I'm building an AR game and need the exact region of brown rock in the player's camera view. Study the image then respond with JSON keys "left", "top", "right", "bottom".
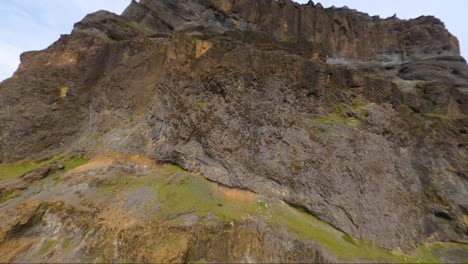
{"left": 0, "top": 0, "right": 467, "bottom": 251}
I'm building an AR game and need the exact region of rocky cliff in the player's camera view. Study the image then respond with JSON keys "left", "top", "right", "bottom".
{"left": 1, "top": 0, "right": 468, "bottom": 262}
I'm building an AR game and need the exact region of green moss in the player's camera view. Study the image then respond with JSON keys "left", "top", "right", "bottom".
{"left": 0, "top": 163, "right": 38, "bottom": 180}
{"left": 62, "top": 238, "right": 74, "bottom": 250}
{"left": 163, "top": 165, "right": 188, "bottom": 174}
{"left": 63, "top": 155, "right": 87, "bottom": 170}
{"left": 150, "top": 168, "right": 462, "bottom": 262}
{"left": 53, "top": 174, "right": 62, "bottom": 184}
{"left": 40, "top": 239, "right": 57, "bottom": 255}
{"left": 417, "top": 243, "right": 468, "bottom": 262}
{"left": 424, "top": 113, "right": 450, "bottom": 121}
{"left": 50, "top": 155, "right": 88, "bottom": 185}
{"left": 351, "top": 99, "right": 373, "bottom": 121}
{"left": 342, "top": 233, "right": 358, "bottom": 246}
{"left": 145, "top": 166, "right": 451, "bottom": 262}
{"left": 256, "top": 200, "right": 268, "bottom": 209}
{"left": 0, "top": 191, "right": 19, "bottom": 204}
{"left": 196, "top": 101, "right": 207, "bottom": 109}
{"left": 311, "top": 100, "right": 374, "bottom": 127}
{"left": 265, "top": 203, "right": 449, "bottom": 263}
{"left": 0, "top": 154, "right": 85, "bottom": 181}
{"left": 154, "top": 174, "right": 257, "bottom": 222}
{"left": 0, "top": 154, "right": 87, "bottom": 187}
{"left": 95, "top": 163, "right": 256, "bottom": 222}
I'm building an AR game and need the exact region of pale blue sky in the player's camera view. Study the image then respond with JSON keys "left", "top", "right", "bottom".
{"left": 0, "top": 0, "right": 466, "bottom": 81}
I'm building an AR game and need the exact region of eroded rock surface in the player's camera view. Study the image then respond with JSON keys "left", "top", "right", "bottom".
{"left": 0, "top": 0, "right": 467, "bottom": 257}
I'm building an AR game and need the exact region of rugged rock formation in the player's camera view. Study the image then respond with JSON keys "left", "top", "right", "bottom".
{"left": 0, "top": 154, "right": 466, "bottom": 263}
{"left": 1, "top": 0, "right": 468, "bottom": 262}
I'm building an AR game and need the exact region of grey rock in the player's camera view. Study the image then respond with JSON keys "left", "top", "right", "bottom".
{"left": 0, "top": 0, "right": 467, "bottom": 251}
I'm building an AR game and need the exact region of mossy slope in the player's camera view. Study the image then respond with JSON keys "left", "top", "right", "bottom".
{"left": 2, "top": 158, "right": 467, "bottom": 263}
{"left": 95, "top": 164, "right": 467, "bottom": 263}
{"left": 0, "top": 154, "right": 86, "bottom": 180}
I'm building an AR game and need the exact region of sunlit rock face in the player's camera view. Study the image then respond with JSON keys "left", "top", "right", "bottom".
{"left": 0, "top": 0, "right": 467, "bottom": 261}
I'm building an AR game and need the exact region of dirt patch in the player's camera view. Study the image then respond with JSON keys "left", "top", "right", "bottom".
{"left": 97, "top": 207, "right": 139, "bottom": 229}
{"left": 0, "top": 238, "right": 36, "bottom": 262}
{"left": 214, "top": 184, "right": 257, "bottom": 203}
{"left": 68, "top": 153, "right": 156, "bottom": 174}
{"left": 212, "top": 0, "right": 232, "bottom": 12}
{"left": 195, "top": 40, "right": 212, "bottom": 58}
{"left": 59, "top": 86, "right": 68, "bottom": 98}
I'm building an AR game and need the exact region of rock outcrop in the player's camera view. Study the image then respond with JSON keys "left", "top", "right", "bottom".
{"left": 1, "top": 0, "right": 467, "bottom": 260}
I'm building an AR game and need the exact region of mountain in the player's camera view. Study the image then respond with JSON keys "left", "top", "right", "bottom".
{"left": 0, "top": 0, "right": 467, "bottom": 262}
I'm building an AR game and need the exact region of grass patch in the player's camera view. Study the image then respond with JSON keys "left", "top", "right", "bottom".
{"left": 163, "top": 165, "right": 188, "bottom": 174}
{"left": 351, "top": 98, "right": 373, "bottom": 120}
{"left": 53, "top": 174, "right": 62, "bottom": 184}
{"left": 50, "top": 155, "right": 88, "bottom": 185}
{"left": 63, "top": 155, "right": 88, "bottom": 171}
{"left": 0, "top": 154, "right": 87, "bottom": 185}
{"left": 0, "top": 191, "right": 19, "bottom": 204}
{"left": 154, "top": 173, "right": 258, "bottom": 222}
{"left": 0, "top": 163, "right": 41, "bottom": 180}
{"left": 342, "top": 233, "right": 358, "bottom": 246}
{"left": 62, "top": 238, "right": 74, "bottom": 251}
{"left": 39, "top": 239, "right": 57, "bottom": 255}
{"left": 424, "top": 113, "right": 450, "bottom": 121}
{"left": 96, "top": 164, "right": 258, "bottom": 222}
{"left": 264, "top": 202, "right": 465, "bottom": 263}
{"left": 0, "top": 154, "right": 68, "bottom": 181}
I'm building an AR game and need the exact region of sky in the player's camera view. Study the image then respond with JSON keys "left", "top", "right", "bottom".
{"left": 0, "top": 0, "right": 466, "bottom": 81}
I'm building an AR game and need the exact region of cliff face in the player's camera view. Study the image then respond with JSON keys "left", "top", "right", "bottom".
{"left": 1, "top": 0, "right": 468, "bottom": 261}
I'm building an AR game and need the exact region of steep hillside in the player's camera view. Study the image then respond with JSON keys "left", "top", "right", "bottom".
{"left": 0, "top": 0, "right": 467, "bottom": 262}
